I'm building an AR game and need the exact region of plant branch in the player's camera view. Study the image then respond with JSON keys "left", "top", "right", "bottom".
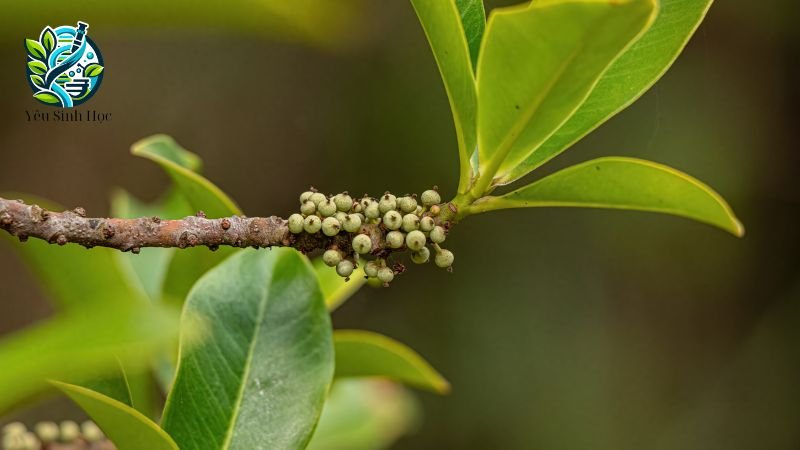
{"left": 0, "top": 196, "right": 388, "bottom": 255}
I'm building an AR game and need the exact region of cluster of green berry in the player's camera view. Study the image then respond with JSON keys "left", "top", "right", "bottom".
{"left": 287, "top": 188, "right": 455, "bottom": 286}
{"left": 2, "top": 420, "right": 105, "bottom": 449}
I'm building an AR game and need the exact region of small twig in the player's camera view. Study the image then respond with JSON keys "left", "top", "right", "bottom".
{"left": 0, "top": 197, "right": 385, "bottom": 255}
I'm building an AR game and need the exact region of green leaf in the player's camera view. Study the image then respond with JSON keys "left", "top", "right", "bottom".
{"left": 52, "top": 382, "right": 178, "bottom": 450}
{"left": 131, "top": 134, "right": 239, "bottom": 218}
{"left": 85, "top": 63, "right": 104, "bottom": 77}
{"left": 312, "top": 257, "right": 365, "bottom": 311}
{"left": 25, "top": 38, "right": 46, "bottom": 60}
{"left": 471, "top": 157, "right": 743, "bottom": 236}
{"left": 80, "top": 358, "right": 134, "bottom": 407}
{"left": 29, "top": 74, "right": 44, "bottom": 87}
{"left": 27, "top": 59, "right": 47, "bottom": 75}
{"left": 455, "top": 0, "right": 486, "bottom": 72}
{"left": 474, "top": 0, "right": 657, "bottom": 193}
{"left": 503, "top": 0, "right": 715, "bottom": 183}
{"left": 0, "top": 303, "right": 185, "bottom": 413}
{"left": 41, "top": 27, "right": 56, "bottom": 52}
{"left": 334, "top": 330, "right": 450, "bottom": 394}
{"left": 307, "top": 380, "right": 420, "bottom": 450}
{"left": 131, "top": 135, "right": 239, "bottom": 306}
{"left": 162, "top": 249, "right": 334, "bottom": 450}
{"left": 32, "top": 91, "right": 59, "bottom": 104}
{"left": 1, "top": 194, "right": 147, "bottom": 311}
{"left": 410, "top": 0, "right": 478, "bottom": 194}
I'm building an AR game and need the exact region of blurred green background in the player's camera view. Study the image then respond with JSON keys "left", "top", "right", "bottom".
{"left": 1, "top": 1, "right": 799, "bottom": 449}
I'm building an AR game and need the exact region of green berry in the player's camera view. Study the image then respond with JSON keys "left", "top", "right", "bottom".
{"left": 34, "top": 422, "right": 58, "bottom": 443}
{"left": 81, "top": 422, "right": 104, "bottom": 443}
{"left": 377, "top": 267, "right": 394, "bottom": 283}
{"left": 421, "top": 189, "right": 441, "bottom": 206}
{"left": 405, "top": 230, "right": 426, "bottom": 251}
{"left": 378, "top": 193, "right": 397, "bottom": 213}
{"left": 419, "top": 216, "right": 435, "bottom": 232}
{"left": 434, "top": 249, "right": 454, "bottom": 268}
{"left": 411, "top": 247, "right": 430, "bottom": 264}
{"left": 322, "top": 217, "right": 341, "bottom": 236}
{"left": 300, "top": 200, "right": 316, "bottom": 216}
{"left": 415, "top": 205, "right": 424, "bottom": 216}
{"left": 336, "top": 260, "right": 355, "bottom": 278}
{"left": 364, "top": 260, "right": 380, "bottom": 277}
{"left": 352, "top": 234, "right": 372, "bottom": 254}
{"left": 310, "top": 192, "right": 327, "bottom": 206}
{"left": 318, "top": 198, "right": 337, "bottom": 216}
{"left": 383, "top": 210, "right": 402, "bottom": 230}
{"left": 398, "top": 196, "right": 418, "bottom": 213}
{"left": 288, "top": 214, "right": 304, "bottom": 234}
{"left": 360, "top": 197, "right": 375, "bottom": 209}
{"left": 401, "top": 214, "right": 419, "bottom": 232}
{"left": 342, "top": 214, "right": 362, "bottom": 232}
{"left": 365, "top": 203, "right": 380, "bottom": 219}
{"left": 366, "top": 276, "right": 383, "bottom": 288}
{"left": 430, "top": 204, "right": 441, "bottom": 216}
{"left": 60, "top": 421, "right": 80, "bottom": 442}
{"left": 386, "top": 230, "right": 405, "bottom": 248}
{"left": 323, "top": 249, "right": 342, "bottom": 267}
{"left": 334, "top": 193, "right": 353, "bottom": 211}
{"left": 303, "top": 215, "right": 321, "bottom": 234}
{"left": 430, "top": 225, "right": 446, "bottom": 244}
{"left": 334, "top": 211, "right": 348, "bottom": 223}
{"left": 352, "top": 203, "right": 363, "bottom": 213}
{"left": 299, "top": 191, "right": 314, "bottom": 203}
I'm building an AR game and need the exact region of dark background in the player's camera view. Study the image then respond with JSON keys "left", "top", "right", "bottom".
{"left": 1, "top": 1, "right": 799, "bottom": 448}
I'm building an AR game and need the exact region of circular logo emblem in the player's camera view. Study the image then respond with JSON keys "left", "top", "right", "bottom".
{"left": 25, "top": 22, "right": 104, "bottom": 108}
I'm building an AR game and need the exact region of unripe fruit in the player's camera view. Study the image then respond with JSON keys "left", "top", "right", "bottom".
{"left": 299, "top": 191, "right": 314, "bottom": 203}
{"left": 398, "top": 196, "right": 418, "bottom": 213}
{"left": 334, "top": 211, "right": 348, "bottom": 223}
{"left": 411, "top": 246, "right": 430, "bottom": 264}
{"left": 352, "top": 203, "right": 363, "bottom": 213}
{"left": 300, "top": 201, "right": 316, "bottom": 216}
{"left": 360, "top": 197, "right": 375, "bottom": 209}
{"left": 322, "top": 217, "right": 341, "bottom": 236}
{"left": 81, "top": 422, "right": 104, "bottom": 442}
{"left": 342, "top": 214, "right": 362, "bottom": 232}
{"left": 435, "top": 249, "right": 454, "bottom": 268}
{"left": 34, "top": 422, "right": 58, "bottom": 443}
{"left": 303, "top": 215, "right": 321, "bottom": 234}
{"left": 405, "top": 230, "right": 426, "bottom": 251}
{"left": 415, "top": 205, "right": 424, "bottom": 216}
{"left": 386, "top": 230, "right": 405, "bottom": 249}
{"left": 365, "top": 203, "right": 380, "bottom": 219}
{"left": 3, "top": 422, "right": 26, "bottom": 436}
{"left": 19, "top": 432, "right": 38, "bottom": 450}
{"left": 401, "top": 214, "right": 420, "bottom": 232}
{"left": 429, "top": 204, "right": 441, "bottom": 216}
{"left": 419, "top": 216, "right": 435, "bottom": 232}
{"left": 288, "top": 214, "right": 305, "bottom": 234}
{"left": 333, "top": 193, "right": 353, "bottom": 212}
{"left": 429, "top": 225, "right": 446, "bottom": 244}
{"left": 364, "top": 260, "right": 380, "bottom": 277}
{"left": 323, "top": 249, "right": 342, "bottom": 267}
{"left": 336, "top": 260, "right": 354, "bottom": 278}
{"left": 377, "top": 266, "right": 394, "bottom": 283}
{"left": 318, "top": 199, "right": 337, "bottom": 217}
{"left": 309, "top": 192, "right": 327, "bottom": 206}
{"left": 378, "top": 194, "right": 397, "bottom": 214}
{"left": 352, "top": 234, "right": 372, "bottom": 254}
{"left": 421, "top": 189, "right": 441, "bottom": 206}
{"left": 383, "top": 211, "right": 402, "bottom": 230}
{"left": 366, "top": 276, "right": 383, "bottom": 288}
{"left": 60, "top": 421, "right": 80, "bottom": 442}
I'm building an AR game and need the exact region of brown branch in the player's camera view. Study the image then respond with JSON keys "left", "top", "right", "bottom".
{"left": 0, "top": 197, "right": 387, "bottom": 256}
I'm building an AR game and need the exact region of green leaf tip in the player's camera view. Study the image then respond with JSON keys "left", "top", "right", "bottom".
{"left": 472, "top": 157, "right": 744, "bottom": 237}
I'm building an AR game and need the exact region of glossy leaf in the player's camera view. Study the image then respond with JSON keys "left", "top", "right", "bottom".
{"left": 162, "top": 249, "right": 334, "bottom": 450}
{"left": 503, "top": 0, "right": 715, "bottom": 183}
{"left": 0, "top": 303, "right": 185, "bottom": 413}
{"left": 29, "top": 74, "right": 44, "bottom": 87}
{"left": 1, "top": 194, "right": 147, "bottom": 311}
{"left": 53, "top": 382, "right": 178, "bottom": 450}
{"left": 455, "top": 0, "right": 486, "bottom": 71}
{"left": 334, "top": 330, "right": 450, "bottom": 394}
{"left": 471, "top": 157, "right": 743, "bottom": 236}
{"left": 27, "top": 60, "right": 46, "bottom": 75}
{"left": 475, "top": 0, "right": 657, "bottom": 190}
{"left": 41, "top": 27, "right": 56, "bottom": 52}
{"left": 85, "top": 63, "right": 104, "bottom": 77}
{"left": 131, "top": 134, "right": 240, "bottom": 218}
{"left": 307, "top": 380, "right": 420, "bottom": 450}
{"left": 312, "top": 257, "right": 366, "bottom": 311}
{"left": 32, "top": 91, "right": 59, "bottom": 104}
{"left": 410, "top": 0, "right": 478, "bottom": 193}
